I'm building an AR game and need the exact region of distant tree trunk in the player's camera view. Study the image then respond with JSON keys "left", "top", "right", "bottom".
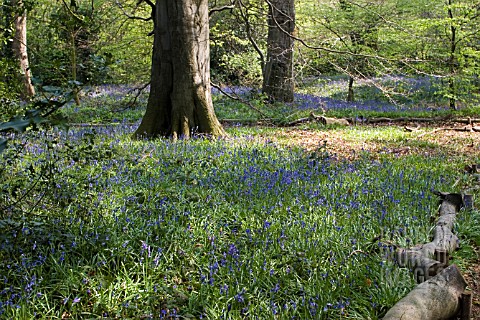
{"left": 447, "top": 0, "right": 457, "bottom": 110}
{"left": 347, "top": 76, "right": 354, "bottom": 102}
{"left": 134, "top": 0, "right": 225, "bottom": 140}
{"left": 262, "top": 0, "right": 295, "bottom": 103}
{"left": 71, "top": 32, "right": 80, "bottom": 105}
{"left": 12, "top": 0, "right": 35, "bottom": 99}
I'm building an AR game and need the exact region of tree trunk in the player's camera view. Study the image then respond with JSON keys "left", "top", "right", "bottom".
{"left": 12, "top": 0, "right": 35, "bottom": 100}
{"left": 262, "top": 0, "right": 295, "bottom": 103}
{"left": 347, "top": 76, "right": 354, "bottom": 102}
{"left": 71, "top": 32, "right": 80, "bottom": 105}
{"left": 134, "top": 0, "right": 225, "bottom": 140}
{"left": 447, "top": 0, "right": 457, "bottom": 110}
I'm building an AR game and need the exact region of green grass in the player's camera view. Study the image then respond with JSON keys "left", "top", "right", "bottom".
{"left": 0, "top": 125, "right": 464, "bottom": 319}
{"left": 1, "top": 78, "right": 479, "bottom": 319}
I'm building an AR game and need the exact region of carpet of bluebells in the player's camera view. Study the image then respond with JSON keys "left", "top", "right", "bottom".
{"left": 0, "top": 121, "right": 457, "bottom": 318}
{"left": 57, "top": 75, "right": 467, "bottom": 125}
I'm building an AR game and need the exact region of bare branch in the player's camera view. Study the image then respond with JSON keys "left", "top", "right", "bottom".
{"left": 115, "top": 0, "right": 152, "bottom": 22}
{"left": 237, "top": 0, "right": 265, "bottom": 69}
{"left": 60, "top": 0, "right": 84, "bottom": 22}
{"left": 211, "top": 82, "right": 269, "bottom": 119}
{"left": 209, "top": 1, "right": 235, "bottom": 17}
{"left": 264, "top": 0, "right": 387, "bottom": 60}
{"left": 115, "top": 82, "right": 151, "bottom": 111}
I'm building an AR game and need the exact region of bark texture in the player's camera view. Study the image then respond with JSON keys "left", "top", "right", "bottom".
{"left": 12, "top": 0, "right": 35, "bottom": 99}
{"left": 262, "top": 0, "right": 295, "bottom": 103}
{"left": 383, "top": 265, "right": 467, "bottom": 320}
{"left": 384, "top": 192, "right": 468, "bottom": 318}
{"left": 134, "top": 0, "right": 225, "bottom": 139}
{"left": 393, "top": 193, "right": 462, "bottom": 282}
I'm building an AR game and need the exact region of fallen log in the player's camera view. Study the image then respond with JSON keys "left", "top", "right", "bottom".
{"left": 382, "top": 264, "right": 467, "bottom": 320}
{"left": 286, "top": 114, "right": 480, "bottom": 127}
{"left": 286, "top": 113, "right": 350, "bottom": 126}
{"left": 411, "top": 126, "right": 478, "bottom": 139}
{"left": 367, "top": 116, "right": 480, "bottom": 124}
{"left": 319, "top": 115, "right": 350, "bottom": 126}
{"left": 455, "top": 118, "right": 480, "bottom": 124}
{"left": 366, "top": 116, "right": 451, "bottom": 124}
{"left": 391, "top": 193, "right": 462, "bottom": 281}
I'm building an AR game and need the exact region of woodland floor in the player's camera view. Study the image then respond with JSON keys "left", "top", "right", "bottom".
{"left": 259, "top": 123, "right": 480, "bottom": 319}
{"left": 271, "top": 124, "right": 480, "bottom": 159}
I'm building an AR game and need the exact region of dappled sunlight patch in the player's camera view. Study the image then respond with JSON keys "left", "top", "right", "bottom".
{"left": 0, "top": 125, "right": 461, "bottom": 318}
{"left": 264, "top": 126, "right": 480, "bottom": 162}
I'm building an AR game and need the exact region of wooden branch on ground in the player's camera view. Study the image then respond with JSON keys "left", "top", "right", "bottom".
{"left": 382, "top": 264, "right": 467, "bottom": 320}
{"left": 391, "top": 193, "right": 462, "bottom": 281}
{"left": 366, "top": 116, "right": 452, "bottom": 124}
{"left": 455, "top": 118, "right": 480, "bottom": 124}
{"left": 412, "top": 126, "right": 479, "bottom": 139}
{"left": 286, "top": 112, "right": 350, "bottom": 126}
{"left": 286, "top": 115, "right": 480, "bottom": 127}
{"left": 383, "top": 168, "right": 479, "bottom": 319}
{"left": 282, "top": 111, "right": 480, "bottom": 128}
{"left": 404, "top": 125, "right": 420, "bottom": 132}
{"left": 368, "top": 116, "right": 480, "bottom": 124}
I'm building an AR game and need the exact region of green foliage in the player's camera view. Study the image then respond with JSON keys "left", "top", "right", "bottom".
{"left": 209, "top": 0, "right": 267, "bottom": 86}
{"left": 0, "top": 87, "right": 71, "bottom": 153}
{"left": 0, "top": 124, "right": 459, "bottom": 318}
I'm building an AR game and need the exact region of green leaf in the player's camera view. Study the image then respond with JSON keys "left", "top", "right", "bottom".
{"left": 0, "top": 116, "right": 32, "bottom": 133}
{"left": 42, "top": 86, "right": 63, "bottom": 93}
{"left": 0, "top": 138, "right": 6, "bottom": 154}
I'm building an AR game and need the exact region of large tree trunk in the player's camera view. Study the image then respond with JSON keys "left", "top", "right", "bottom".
{"left": 262, "top": 0, "right": 295, "bottom": 103}
{"left": 12, "top": 0, "right": 35, "bottom": 100}
{"left": 134, "top": 0, "right": 225, "bottom": 140}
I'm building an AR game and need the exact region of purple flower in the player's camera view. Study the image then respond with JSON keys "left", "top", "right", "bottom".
{"left": 227, "top": 244, "right": 239, "bottom": 258}
{"left": 235, "top": 289, "right": 245, "bottom": 303}
{"left": 271, "top": 283, "right": 280, "bottom": 293}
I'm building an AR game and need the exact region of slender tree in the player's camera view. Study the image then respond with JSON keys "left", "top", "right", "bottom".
{"left": 12, "top": 0, "right": 35, "bottom": 99}
{"left": 134, "top": 0, "right": 225, "bottom": 140}
{"left": 262, "top": 0, "right": 295, "bottom": 103}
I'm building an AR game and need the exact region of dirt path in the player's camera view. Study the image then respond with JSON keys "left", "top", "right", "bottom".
{"left": 261, "top": 125, "right": 480, "bottom": 318}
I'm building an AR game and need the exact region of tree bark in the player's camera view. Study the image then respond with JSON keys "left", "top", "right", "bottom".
{"left": 447, "top": 0, "right": 457, "bottom": 110}
{"left": 134, "top": 0, "right": 225, "bottom": 140}
{"left": 12, "top": 0, "right": 35, "bottom": 100}
{"left": 262, "top": 0, "right": 295, "bottom": 103}
{"left": 347, "top": 76, "right": 354, "bottom": 102}
{"left": 383, "top": 264, "right": 467, "bottom": 320}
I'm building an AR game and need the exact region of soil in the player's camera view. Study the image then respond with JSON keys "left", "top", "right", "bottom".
{"left": 463, "top": 263, "right": 480, "bottom": 319}
{"left": 261, "top": 123, "right": 480, "bottom": 319}
{"left": 270, "top": 124, "right": 480, "bottom": 159}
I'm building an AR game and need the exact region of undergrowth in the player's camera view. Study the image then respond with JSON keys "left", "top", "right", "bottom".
{"left": 0, "top": 124, "right": 459, "bottom": 318}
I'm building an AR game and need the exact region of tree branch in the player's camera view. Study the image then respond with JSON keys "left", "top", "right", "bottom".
{"left": 237, "top": 0, "right": 265, "bottom": 69}
{"left": 264, "top": 0, "right": 388, "bottom": 59}
{"left": 209, "top": 2, "right": 235, "bottom": 17}
{"left": 211, "top": 82, "right": 269, "bottom": 119}
{"left": 115, "top": 0, "right": 153, "bottom": 22}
